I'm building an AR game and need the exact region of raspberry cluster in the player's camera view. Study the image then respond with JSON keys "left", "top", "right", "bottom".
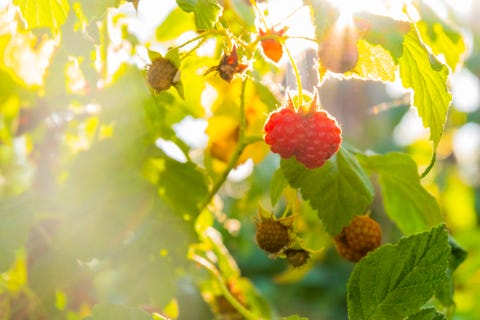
{"left": 264, "top": 94, "right": 342, "bottom": 169}
{"left": 334, "top": 215, "right": 382, "bottom": 262}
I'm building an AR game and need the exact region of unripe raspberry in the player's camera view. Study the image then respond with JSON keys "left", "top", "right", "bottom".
{"left": 256, "top": 218, "right": 291, "bottom": 254}
{"left": 147, "top": 56, "right": 178, "bottom": 92}
{"left": 334, "top": 215, "right": 382, "bottom": 262}
{"left": 259, "top": 27, "right": 287, "bottom": 63}
{"left": 285, "top": 249, "right": 310, "bottom": 268}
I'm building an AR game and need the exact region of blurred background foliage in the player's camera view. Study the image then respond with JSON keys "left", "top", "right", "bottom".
{"left": 0, "top": 0, "right": 479, "bottom": 319}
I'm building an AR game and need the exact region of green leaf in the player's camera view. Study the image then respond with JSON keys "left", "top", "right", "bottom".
{"left": 270, "top": 168, "right": 287, "bottom": 207}
{"left": 406, "top": 307, "right": 446, "bottom": 320}
{"left": 156, "top": 7, "right": 196, "bottom": 41}
{"left": 87, "top": 303, "right": 152, "bottom": 320}
{"left": 76, "top": 0, "right": 122, "bottom": 21}
{"left": 281, "top": 147, "right": 374, "bottom": 235}
{"left": 13, "top": 0, "right": 69, "bottom": 30}
{"left": 0, "top": 193, "right": 34, "bottom": 271}
{"left": 153, "top": 156, "right": 209, "bottom": 217}
{"left": 358, "top": 152, "right": 443, "bottom": 235}
{"left": 415, "top": 2, "right": 466, "bottom": 71}
{"left": 398, "top": 28, "right": 452, "bottom": 147}
{"left": 281, "top": 315, "right": 309, "bottom": 320}
{"left": 176, "top": 0, "right": 223, "bottom": 30}
{"left": 347, "top": 225, "right": 450, "bottom": 320}
{"left": 359, "top": 13, "right": 411, "bottom": 59}
{"left": 435, "top": 236, "right": 467, "bottom": 307}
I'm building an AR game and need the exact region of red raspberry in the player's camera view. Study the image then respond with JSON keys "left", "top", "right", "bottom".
{"left": 259, "top": 27, "right": 287, "bottom": 63}
{"left": 263, "top": 94, "right": 342, "bottom": 169}
{"left": 334, "top": 215, "right": 382, "bottom": 262}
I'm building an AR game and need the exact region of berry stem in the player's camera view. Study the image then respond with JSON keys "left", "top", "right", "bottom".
{"left": 283, "top": 44, "right": 303, "bottom": 107}
{"left": 200, "top": 79, "right": 260, "bottom": 211}
{"left": 191, "top": 254, "right": 260, "bottom": 320}
{"left": 420, "top": 151, "right": 436, "bottom": 178}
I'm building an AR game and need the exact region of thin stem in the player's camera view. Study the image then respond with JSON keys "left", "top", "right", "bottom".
{"left": 421, "top": 151, "right": 436, "bottom": 178}
{"left": 249, "top": 0, "right": 269, "bottom": 29}
{"left": 200, "top": 79, "right": 253, "bottom": 210}
{"left": 284, "top": 44, "right": 303, "bottom": 107}
{"left": 191, "top": 254, "right": 260, "bottom": 320}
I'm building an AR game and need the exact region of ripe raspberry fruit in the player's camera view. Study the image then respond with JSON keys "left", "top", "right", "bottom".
{"left": 256, "top": 214, "right": 294, "bottom": 254}
{"left": 263, "top": 94, "right": 342, "bottom": 169}
{"left": 147, "top": 56, "right": 179, "bottom": 92}
{"left": 259, "top": 27, "right": 287, "bottom": 63}
{"left": 285, "top": 248, "right": 310, "bottom": 268}
{"left": 334, "top": 215, "right": 382, "bottom": 262}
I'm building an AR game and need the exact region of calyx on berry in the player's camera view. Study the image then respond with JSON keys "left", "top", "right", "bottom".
{"left": 205, "top": 45, "right": 248, "bottom": 82}
{"left": 263, "top": 93, "right": 342, "bottom": 169}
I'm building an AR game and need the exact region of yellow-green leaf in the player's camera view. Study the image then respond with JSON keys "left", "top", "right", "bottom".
{"left": 398, "top": 28, "right": 452, "bottom": 147}
{"left": 14, "top": 0, "right": 69, "bottom": 30}
{"left": 415, "top": 2, "right": 466, "bottom": 71}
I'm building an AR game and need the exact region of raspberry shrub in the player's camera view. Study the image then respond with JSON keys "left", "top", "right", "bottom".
{"left": 264, "top": 94, "right": 342, "bottom": 169}
{"left": 334, "top": 215, "right": 382, "bottom": 262}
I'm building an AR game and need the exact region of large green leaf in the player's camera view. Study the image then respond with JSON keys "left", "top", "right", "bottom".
{"left": 347, "top": 225, "right": 449, "bottom": 320}
{"left": 415, "top": 2, "right": 466, "bottom": 71}
{"left": 281, "top": 147, "right": 374, "bottom": 235}
{"left": 406, "top": 307, "right": 446, "bottom": 320}
{"left": 13, "top": 0, "right": 69, "bottom": 30}
{"left": 358, "top": 152, "right": 444, "bottom": 235}
{"left": 76, "top": 0, "right": 122, "bottom": 21}
{"left": 156, "top": 7, "right": 196, "bottom": 41}
{"left": 398, "top": 28, "right": 452, "bottom": 147}
{"left": 176, "top": 0, "right": 222, "bottom": 30}
{"left": 0, "top": 193, "right": 33, "bottom": 271}
{"left": 86, "top": 303, "right": 152, "bottom": 320}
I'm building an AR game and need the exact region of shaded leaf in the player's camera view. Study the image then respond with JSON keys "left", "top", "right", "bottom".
{"left": 358, "top": 152, "right": 444, "bottom": 235}
{"left": 398, "top": 28, "right": 451, "bottom": 147}
{"left": 176, "top": 0, "right": 223, "bottom": 30}
{"left": 281, "top": 147, "right": 374, "bottom": 235}
{"left": 347, "top": 225, "right": 450, "bottom": 320}
{"left": 77, "top": 0, "right": 122, "bottom": 21}
{"left": 270, "top": 168, "right": 287, "bottom": 207}
{"left": 406, "top": 307, "right": 446, "bottom": 320}
{"left": 13, "top": 0, "right": 69, "bottom": 30}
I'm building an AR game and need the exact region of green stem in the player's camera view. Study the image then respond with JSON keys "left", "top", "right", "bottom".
{"left": 420, "top": 151, "right": 436, "bottom": 178}
{"left": 191, "top": 254, "right": 260, "bottom": 320}
{"left": 284, "top": 44, "right": 303, "bottom": 107}
{"left": 200, "top": 79, "right": 255, "bottom": 210}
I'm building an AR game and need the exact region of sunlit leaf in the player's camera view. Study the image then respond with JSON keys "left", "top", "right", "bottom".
{"left": 398, "top": 28, "right": 452, "bottom": 147}
{"left": 281, "top": 147, "right": 374, "bottom": 235}
{"left": 270, "top": 168, "right": 288, "bottom": 207}
{"left": 86, "top": 303, "right": 151, "bottom": 320}
{"left": 347, "top": 225, "right": 449, "bottom": 320}
{"left": 0, "top": 193, "right": 33, "bottom": 271}
{"left": 358, "top": 152, "right": 444, "bottom": 235}
{"left": 76, "top": 0, "right": 122, "bottom": 21}
{"left": 415, "top": 2, "right": 466, "bottom": 71}
{"left": 156, "top": 7, "right": 196, "bottom": 41}
{"left": 176, "top": 0, "right": 223, "bottom": 30}
{"left": 13, "top": 0, "right": 69, "bottom": 30}
{"left": 347, "top": 40, "right": 397, "bottom": 82}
